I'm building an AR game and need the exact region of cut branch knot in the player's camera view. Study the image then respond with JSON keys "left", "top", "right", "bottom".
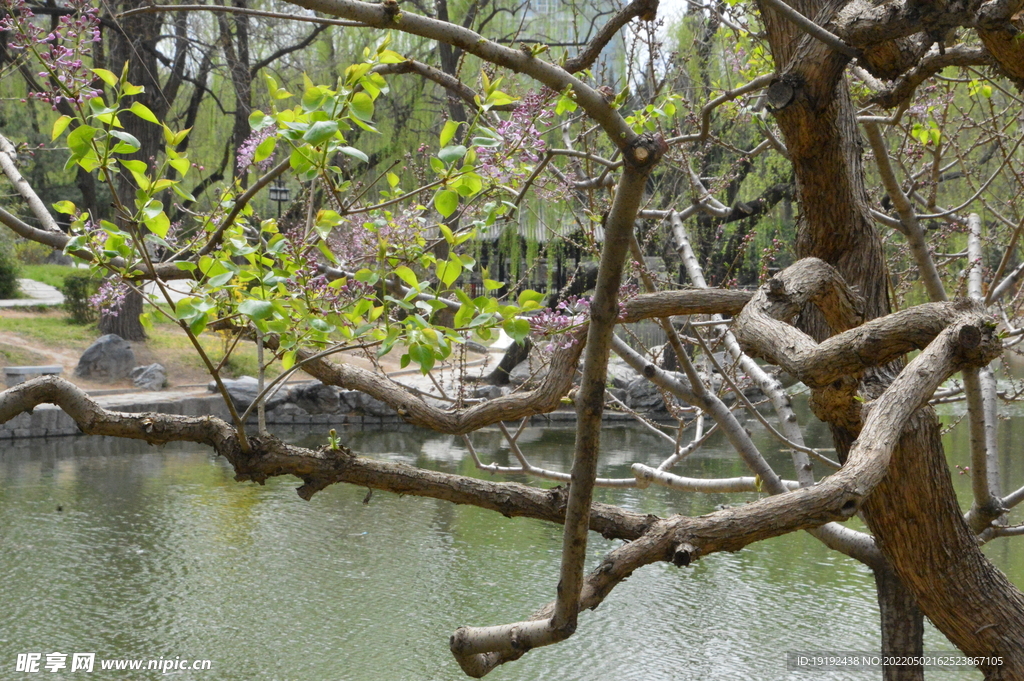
{"left": 623, "top": 132, "right": 667, "bottom": 170}
{"left": 672, "top": 542, "right": 697, "bottom": 567}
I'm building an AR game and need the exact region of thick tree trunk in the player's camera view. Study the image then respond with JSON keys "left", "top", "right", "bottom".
{"left": 875, "top": 565, "right": 924, "bottom": 681}
{"left": 757, "top": 0, "right": 1024, "bottom": 676}
{"left": 480, "top": 337, "right": 532, "bottom": 386}
{"left": 99, "top": 287, "right": 146, "bottom": 341}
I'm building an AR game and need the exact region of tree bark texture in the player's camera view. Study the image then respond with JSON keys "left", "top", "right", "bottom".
{"left": 756, "top": 0, "right": 1024, "bottom": 675}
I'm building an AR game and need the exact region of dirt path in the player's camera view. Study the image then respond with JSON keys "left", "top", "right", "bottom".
{"left": 0, "top": 330, "right": 82, "bottom": 368}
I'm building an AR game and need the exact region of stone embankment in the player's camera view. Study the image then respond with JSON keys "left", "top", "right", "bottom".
{"left": 0, "top": 382, "right": 610, "bottom": 440}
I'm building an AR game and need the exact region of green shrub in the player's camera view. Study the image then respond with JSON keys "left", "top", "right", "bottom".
{"left": 14, "top": 240, "right": 52, "bottom": 265}
{"left": 0, "top": 248, "right": 20, "bottom": 298}
{"left": 62, "top": 273, "right": 99, "bottom": 324}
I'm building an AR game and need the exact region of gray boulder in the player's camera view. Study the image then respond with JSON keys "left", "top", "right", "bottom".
{"left": 472, "top": 384, "right": 509, "bottom": 400}
{"left": 208, "top": 376, "right": 286, "bottom": 411}
{"left": 288, "top": 381, "right": 341, "bottom": 414}
{"left": 130, "top": 363, "right": 166, "bottom": 391}
{"left": 340, "top": 389, "right": 396, "bottom": 416}
{"left": 75, "top": 334, "right": 134, "bottom": 382}
{"left": 508, "top": 357, "right": 549, "bottom": 387}
{"left": 624, "top": 374, "right": 666, "bottom": 412}
{"left": 606, "top": 358, "right": 638, "bottom": 390}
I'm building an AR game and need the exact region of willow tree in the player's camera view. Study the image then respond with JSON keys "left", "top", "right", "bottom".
{"left": 1, "top": 0, "right": 1024, "bottom": 678}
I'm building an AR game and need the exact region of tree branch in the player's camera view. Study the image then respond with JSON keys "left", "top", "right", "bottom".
{"left": 562, "top": 0, "right": 659, "bottom": 73}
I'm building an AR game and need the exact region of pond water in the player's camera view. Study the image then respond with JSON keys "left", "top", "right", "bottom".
{"left": 1, "top": 400, "right": 1022, "bottom": 680}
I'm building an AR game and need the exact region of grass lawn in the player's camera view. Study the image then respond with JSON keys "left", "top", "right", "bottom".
{"left": 19, "top": 264, "right": 88, "bottom": 290}
{"left": 0, "top": 309, "right": 273, "bottom": 383}
{"left": 0, "top": 311, "right": 98, "bottom": 345}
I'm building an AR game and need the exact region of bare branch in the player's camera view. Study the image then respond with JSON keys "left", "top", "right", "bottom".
{"left": 563, "top": 0, "right": 659, "bottom": 73}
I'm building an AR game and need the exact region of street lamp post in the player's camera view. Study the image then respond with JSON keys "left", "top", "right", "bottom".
{"left": 268, "top": 178, "right": 290, "bottom": 218}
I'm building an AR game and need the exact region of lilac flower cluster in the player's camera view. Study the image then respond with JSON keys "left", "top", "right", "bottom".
{"left": 906, "top": 85, "right": 955, "bottom": 119}
{"left": 236, "top": 126, "right": 276, "bottom": 174}
{"left": 89, "top": 278, "right": 129, "bottom": 317}
{"left": 278, "top": 239, "right": 374, "bottom": 322}
{"left": 476, "top": 90, "right": 552, "bottom": 184}
{"left": 0, "top": 0, "right": 102, "bottom": 109}
{"left": 327, "top": 207, "right": 426, "bottom": 270}
{"left": 529, "top": 282, "right": 640, "bottom": 352}
{"left": 529, "top": 295, "right": 590, "bottom": 351}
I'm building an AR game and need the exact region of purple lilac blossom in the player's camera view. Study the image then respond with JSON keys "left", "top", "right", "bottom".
{"left": 0, "top": 0, "right": 102, "bottom": 109}
{"left": 236, "top": 126, "right": 276, "bottom": 174}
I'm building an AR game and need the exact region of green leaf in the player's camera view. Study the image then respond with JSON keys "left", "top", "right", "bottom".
{"left": 310, "top": 318, "right": 334, "bottom": 333}
{"left": 51, "top": 115, "right": 72, "bottom": 141}
{"left": 470, "top": 135, "right": 501, "bottom": 148}
{"left": 303, "top": 120, "right": 339, "bottom": 145}
{"left": 248, "top": 110, "right": 273, "bottom": 130}
{"left": 436, "top": 258, "right": 463, "bottom": 287}
{"left": 339, "top": 146, "right": 369, "bottom": 163}
{"left": 91, "top": 68, "right": 118, "bottom": 87}
{"left": 52, "top": 200, "right": 77, "bottom": 215}
{"left": 503, "top": 317, "right": 531, "bottom": 344}
{"left": 145, "top": 211, "right": 170, "bottom": 238}
{"left": 66, "top": 125, "right": 97, "bottom": 157}
{"left": 129, "top": 101, "right": 159, "bottom": 124}
{"left": 377, "top": 49, "right": 405, "bottom": 64}
{"left": 281, "top": 349, "right": 297, "bottom": 371}
{"left": 354, "top": 268, "right": 379, "bottom": 285}
{"left": 238, "top": 300, "right": 276, "bottom": 321}
{"left": 254, "top": 135, "right": 277, "bottom": 162}
{"left": 109, "top": 129, "right": 141, "bottom": 153}
{"left": 289, "top": 145, "right": 317, "bottom": 176}
{"left": 169, "top": 157, "right": 190, "bottom": 178}
{"left": 439, "top": 120, "right": 459, "bottom": 147}
{"left": 555, "top": 93, "right": 577, "bottom": 115}
{"left": 120, "top": 159, "right": 147, "bottom": 173}
{"left": 394, "top": 266, "right": 418, "bottom": 287}
{"left": 207, "top": 271, "right": 235, "bottom": 287}
{"left": 317, "top": 239, "right": 339, "bottom": 265}
{"left": 189, "top": 312, "right": 209, "bottom": 336}
{"left": 437, "top": 145, "right": 467, "bottom": 164}
{"left": 434, "top": 190, "right": 459, "bottom": 218}
{"left": 350, "top": 92, "right": 374, "bottom": 121}
{"left": 517, "top": 289, "right": 545, "bottom": 307}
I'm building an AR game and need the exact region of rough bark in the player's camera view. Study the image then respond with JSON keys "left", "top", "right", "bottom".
{"left": 756, "top": 0, "right": 1024, "bottom": 674}
{"left": 98, "top": 287, "right": 146, "bottom": 341}
{"left": 875, "top": 566, "right": 925, "bottom": 681}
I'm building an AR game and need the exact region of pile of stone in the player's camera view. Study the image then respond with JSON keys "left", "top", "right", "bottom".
{"left": 74, "top": 334, "right": 167, "bottom": 390}
{"left": 209, "top": 377, "right": 397, "bottom": 417}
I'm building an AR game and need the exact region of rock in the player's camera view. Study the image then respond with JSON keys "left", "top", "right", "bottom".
{"left": 45, "top": 249, "right": 74, "bottom": 266}
{"left": 340, "top": 389, "right": 396, "bottom": 416}
{"left": 129, "top": 363, "right": 166, "bottom": 391}
{"left": 472, "top": 384, "right": 509, "bottom": 400}
{"left": 207, "top": 376, "right": 286, "bottom": 411}
{"left": 606, "top": 357, "right": 638, "bottom": 390}
{"left": 288, "top": 381, "right": 341, "bottom": 414}
{"left": 75, "top": 334, "right": 135, "bottom": 382}
{"left": 465, "top": 341, "right": 490, "bottom": 355}
{"left": 622, "top": 371, "right": 693, "bottom": 414}
{"left": 623, "top": 374, "right": 666, "bottom": 412}
{"left": 209, "top": 376, "right": 259, "bottom": 410}
{"left": 607, "top": 387, "right": 628, "bottom": 405}
{"left": 508, "top": 357, "right": 549, "bottom": 387}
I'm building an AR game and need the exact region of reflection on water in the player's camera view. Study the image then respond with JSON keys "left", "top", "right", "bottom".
{"left": 1, "top": 405, "right": 1020, "bottom": 680}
